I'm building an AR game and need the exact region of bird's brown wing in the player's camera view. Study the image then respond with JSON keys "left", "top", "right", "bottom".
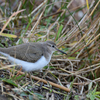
{"left": 0, "top": 43, "right": 43, "bottom": 63}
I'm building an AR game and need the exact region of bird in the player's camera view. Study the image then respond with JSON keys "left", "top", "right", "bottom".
{"left": 0, "top": 41, "right": 67, "bottom": 72}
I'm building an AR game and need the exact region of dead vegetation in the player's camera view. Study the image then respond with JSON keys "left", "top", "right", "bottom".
{"left": 0, "top": 0, "right": 100, "bottom": 100}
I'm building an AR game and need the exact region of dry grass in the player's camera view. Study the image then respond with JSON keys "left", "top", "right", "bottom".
{"left": 0, "top": 0, "right": 100, "bottom": 100}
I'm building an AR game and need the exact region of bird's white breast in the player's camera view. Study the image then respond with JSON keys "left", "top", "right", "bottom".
{"left": 0, "top": 51, "right": 51, "bottom": 72}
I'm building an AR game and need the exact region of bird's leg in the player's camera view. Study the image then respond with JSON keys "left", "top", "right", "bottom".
{"left": 25, "top": 71, "right": 27, "bottom": 83}
{"left": 25, "top": 72, "right": 33, "bottom": 85}
{"left": 47, "top": 64, "right": 49, "bottom": 70}
{"left": 29, "top": 72, "right": 33, "bottom": 85}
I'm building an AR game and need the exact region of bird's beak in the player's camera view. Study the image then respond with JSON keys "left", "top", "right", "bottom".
{"left": 55, "top": 47, "right": 67, "bottom": 55}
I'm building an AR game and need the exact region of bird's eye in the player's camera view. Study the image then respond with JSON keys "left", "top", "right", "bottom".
{"left": 52, "top": 45, "right": 55, "bottom": 48}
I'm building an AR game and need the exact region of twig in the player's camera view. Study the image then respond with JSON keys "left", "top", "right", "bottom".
{"left": 7, "top": 68, "right": 70, "bottom": 92}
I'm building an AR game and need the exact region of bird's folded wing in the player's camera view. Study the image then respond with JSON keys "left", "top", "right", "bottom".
{"left": 0, "top": 43, "right": 43, "bottom": 63}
